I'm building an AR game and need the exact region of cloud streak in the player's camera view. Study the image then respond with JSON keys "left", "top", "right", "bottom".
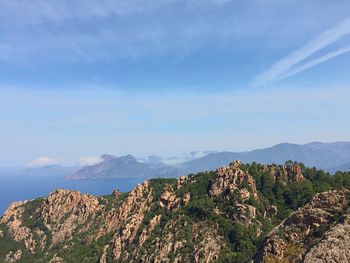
{"left": 253, "top": 18, "right": 350, "bottom": 86}
{"left": 279, "top": 45, "right": 350, "bottom": 80}
{"left": 78, "top": 156, "right": 102, "bottom": 166}
{"left": 0, "top": 0, "right": 230, "bottom": 26}
{"left": 28, "top": 157, "right": 60, "bottom": 167}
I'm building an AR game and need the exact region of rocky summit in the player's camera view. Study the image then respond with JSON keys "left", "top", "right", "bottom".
{"left": 1, "top": 160, "right": 350, "bottom": 263}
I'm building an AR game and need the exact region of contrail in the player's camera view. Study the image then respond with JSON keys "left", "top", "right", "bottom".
{"left": 252, "top": 18, "right": 350, "bottom": 87}
{"left": 278, "top": 45, "right": 350, "bottom": 80}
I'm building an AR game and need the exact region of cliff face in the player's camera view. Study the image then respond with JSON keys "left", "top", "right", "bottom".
{"left": 1, "top": 160, "right": 349, "bottom": 263}
{"left": 256, "top": 189, "right": 350, "bottom": 262}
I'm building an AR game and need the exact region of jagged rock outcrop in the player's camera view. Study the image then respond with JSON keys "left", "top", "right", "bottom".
{"left": 5, "top": 250, "right": 22, "bottom": 262}
{"left": 143, "top": 219, "right": 224, "bottom": 263}
{"left": 177, "top": 175, "right": 188, "bottom": 188}
{"left": 40, "top": 189, "right": 102, "bottom": 244}
{"left": 209, "top": 160, "right": 258, "bottom": 199}
{"left": 303, "top": 212, "right": 350, "bottom": 262}
{"left": 110, "top": 181, "right": 153, "bottom": 261}
{"left": 49, "top": 254, "right": 64, "bottom": 263}
{"left": 99, "top": 245, "right": 110, "bottom": 263}
{"left": 112, "top": 189, "right": 121, "bottom": 198}
{"left": 207, "top": 160, "right": 260, "bottom": 226}
{"left": 256, "top": 189, "right": 350, "bottom": 262}
{"left": 261, "top": 163, "right": 304, "bottom": 183}
{"left": 0, "top": 201, "right": 38, "bottom": 253}
{"left": 159, "top": 187, "right": 180, "bottom": 211}
{"left": 192, "top": 223, "right": 225, "bottom": 263}
{"left": 159, "top": 178, "right": 192, "bottom": 211}
{"left": 1, "top": 201, "right": 27, "bottom": 223}
{"left": 183, "top": 192, "right": 191, "bottom": 205}
{"left": 0, "top": 180, "right": 155, "bottom": 262}
{"left": 150, "top": 220, "right": 186, "bottom": 263}
{"left": 138, "top": 214, "right": 162, "bottom": 248}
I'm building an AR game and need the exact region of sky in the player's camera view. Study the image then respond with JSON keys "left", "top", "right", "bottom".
{"left": 0, "top": 0, "right": 350, "bottom": 167}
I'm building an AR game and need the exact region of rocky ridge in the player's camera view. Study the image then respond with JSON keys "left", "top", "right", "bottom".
{"left": 1, "top": 160, "right": 349, "bottom": 263}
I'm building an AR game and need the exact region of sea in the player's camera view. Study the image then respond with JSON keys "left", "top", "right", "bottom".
{"left": 0, "top": 173, "right": 146, "bottom": 215}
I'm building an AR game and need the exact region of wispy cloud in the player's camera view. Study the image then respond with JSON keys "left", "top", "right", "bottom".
{"left": 2, "top": 0, "right": 348, "bottom": 64}
{"left": 0, "top": 0, "right": 174, "bottom": 26}
{"left": 28, "top": 157, "right": 61, "bottom": 167}
{"left": 253, "top": 18, "right": 350, "bottom": 86}
{"left": 0, "top": 0, "right": 228, "bottom": 63}
{"left": 279, "top": 45, "right": 350, "bottom": 80}
{"left": 78, "top": 156, "right": 102, "bottom": 166}
{"left": 0, "top": 0, "right": 230, "bottom": 26}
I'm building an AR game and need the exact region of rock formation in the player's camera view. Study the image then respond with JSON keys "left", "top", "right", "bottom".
{"left": 209, "top": 160, "right": 258, "bottom": 199}
{"left": 5, "top": 250, "right": 22, "bottom": 262}
{"left": 1, "top": 160, "right": 350, "bottom": 263}
{"left": 261, "top": 163, "right": 305, "bottom": 183}
{"left": 40, "top": 189, "right": 102, "bottom": 244}
{"left": 256, "top": 189, "right": 350, "bottom": 262}
{"left": 303, "top": 212, "right": 350, "bottom": 262}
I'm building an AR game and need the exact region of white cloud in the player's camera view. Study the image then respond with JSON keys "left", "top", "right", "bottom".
{"left": 253, "top": 18, "right": 350, "bottom": 86}
{"left": 78, "top": 156, "right": 102, "bottom": 166}
{"left": 28, "top": 157, "right": 60, "bottom": 167}
{"left": 0, "top": 0, "right": 228, "bottom": 26}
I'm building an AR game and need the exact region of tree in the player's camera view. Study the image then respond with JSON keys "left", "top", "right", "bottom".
{"left": 284, "top": 180, "right": 314, "bottom": 209}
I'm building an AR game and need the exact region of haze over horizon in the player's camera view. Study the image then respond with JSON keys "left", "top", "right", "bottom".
{"left": 1, "top": 141, "right": 350, "bottom": 169}
{"left": 1, "top": 0, "right": 350, "bottom": 166}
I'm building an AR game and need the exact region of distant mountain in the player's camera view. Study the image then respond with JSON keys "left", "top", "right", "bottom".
{"left": 179, "top": 142, "right": 350, "bottom": 174}
{"left": 326, "top": 162, "right": 350, "bottom": 174}
{"left": 69, "top": 142, "right": 350, "bottom": 180}
{"left": 138, "top": 151, "right": 216, "bottom": 165}
{"left": 68, "top": 154, "right": 178, "bottom": 179}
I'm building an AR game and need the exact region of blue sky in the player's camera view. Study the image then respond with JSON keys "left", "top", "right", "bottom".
{"left": 1, "top": 0, "right": 350, "bottom": 166}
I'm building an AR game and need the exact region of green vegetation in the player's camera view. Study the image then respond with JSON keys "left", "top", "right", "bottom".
{"left": 177, "top": 172, "right": 216, "bottom": 197}
{"left": 149, "top": 178, "right": 177, "bottom": 199}
{"left": 0, "top": 224, "right": 24, "bottom": 259}
{"left": 102, "top": 192, "right": 128, "bottom": 212}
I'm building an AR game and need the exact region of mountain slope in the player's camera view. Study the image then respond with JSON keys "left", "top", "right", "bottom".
{"left": 256, "top": 189, "right": 350, "bottom": 262}
{"left": 139, "top": 151, "right": 216, "bottom": 165}
{"left": 68, "top": 154, "right": 178, "bottom": 179}
{"left": 2, "top": 160, "right": 350, "bottom": 262}
{"left": 69, "top": 142, "right": 350, "bottom": 180}
{"left": 326, "top": 162, "right": 350, "bottom": 174}
{"left": 180, "top": 141, "right": 350, "bottom": 174}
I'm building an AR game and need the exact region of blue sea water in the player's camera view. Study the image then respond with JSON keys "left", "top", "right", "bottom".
{"left": 0, "top": 173, "right": 146, "bottom": 215}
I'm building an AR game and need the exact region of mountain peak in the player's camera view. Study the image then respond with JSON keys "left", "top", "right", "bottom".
{"left": 119, "top": 154, "right": 137, "bottom": 163}
{"left": 101, "top": 154, "right": 117, "bottom": 162}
